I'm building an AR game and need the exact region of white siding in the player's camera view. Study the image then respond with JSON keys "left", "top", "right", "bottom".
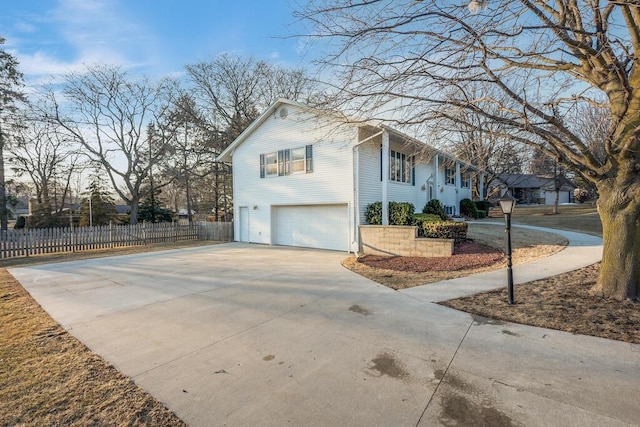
{"left": 357, "top": 140, "right": 442, "bottom": 222}
{"left": 231, "top": 104, "right": 357, "bottom": 246}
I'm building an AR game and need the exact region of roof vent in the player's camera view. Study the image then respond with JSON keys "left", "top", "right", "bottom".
{"left": 279, "top": 107, "right": 288, "bottom": 119}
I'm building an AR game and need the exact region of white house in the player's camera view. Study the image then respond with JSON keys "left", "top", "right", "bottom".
{"left": 217, "top": 99, "right": 482, "bottom": 252}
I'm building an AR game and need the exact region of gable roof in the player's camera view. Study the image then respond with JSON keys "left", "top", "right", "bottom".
{"left": 216, "top": 99, "right": 308, "bottom": 163}
{"left": 216, "top": 99, "right": 478, "bottom": 171}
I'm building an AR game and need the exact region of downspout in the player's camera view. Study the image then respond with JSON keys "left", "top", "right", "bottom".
{"left": 381, "top": 130, "right": 390, "bottom": 225}
{"left": 352, "top": 145, "right": 360, "bottom": 255}
{"left": 455, "top": 161, "right": 461, "bottom": 215}
{"left": 433, "top": 154, "right": 439, "bottom": 203}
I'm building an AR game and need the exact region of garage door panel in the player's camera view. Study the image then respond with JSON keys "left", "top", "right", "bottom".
{"left": 275, "top": 204, "right": 348, "bottom": 251}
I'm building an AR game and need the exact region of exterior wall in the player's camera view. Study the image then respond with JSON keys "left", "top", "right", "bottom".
{"left": 231, "top": 104, "right": 357, "bottom": 245}
{"left": 356, "top": 144, "right": 473, "bottom": 222}
{"left": 359, "top": 226, "right": 454, "bottom": 257}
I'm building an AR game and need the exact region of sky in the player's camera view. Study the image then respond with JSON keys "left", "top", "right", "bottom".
{"left": 0, "top": 0, "right": 313, "bottom": 85}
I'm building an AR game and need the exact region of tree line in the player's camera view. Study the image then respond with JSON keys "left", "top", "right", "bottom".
{"left": 0, "top": 43, "right": 315, "bottom": 229}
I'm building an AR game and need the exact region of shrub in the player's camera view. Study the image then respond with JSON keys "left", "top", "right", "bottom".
{"left": 389, "top": 201, "right": 415, "bottom": 226}
{"left": 476, "top": 210, "right": 487, "bottom": 219}
{"left": 422, "top": 199, "right": 447, "bottom": 221}
{"left": 420, "top": 221, "right": 468, "bottom": 243}
{"left": 474, "top": 200, "right": 493, "bottom": 212}
{"left": 413, "top": 213, "right": 442, "bottom": 225}
{"left": 365, "top": 201, "right": 416, "bottom": 225}
{"left": 14, "top": 216, "right": 26, "bottom": 229}
{"left": 460, "top": 198, "right": 478, "bottom": 218}
{"left": 365, "top": 201, "right": 383, "bottom": 225}
{"left": 574, "top": 188, "right": 591, "bottom": 203}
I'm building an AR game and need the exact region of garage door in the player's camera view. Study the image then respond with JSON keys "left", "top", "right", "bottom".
{"left": 274, "top": 204, "right": 349, "bottom": 251}
{"left": 545, "top": 190, "right": 570, "bottom": 205}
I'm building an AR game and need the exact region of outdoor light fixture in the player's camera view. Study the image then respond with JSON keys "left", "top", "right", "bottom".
{"left": 468, "top": 0, "right": 485, "bottom": 14}
{"left": 499, "top": 193, "right": 516, "bottom": 305}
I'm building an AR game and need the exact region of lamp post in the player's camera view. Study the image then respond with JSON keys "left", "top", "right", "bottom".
{"left": 499, "top": 194, "right": 516, "bottom": 305}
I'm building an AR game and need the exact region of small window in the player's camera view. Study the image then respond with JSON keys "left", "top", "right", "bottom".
{"left": 265, "top": 152, "right": 278, "bottom": 177}
{"left": 445, "top": 168, "right": 456, "bottom": 186}
{"left": 291, "top": 147, "right": 306, "bottom": 173}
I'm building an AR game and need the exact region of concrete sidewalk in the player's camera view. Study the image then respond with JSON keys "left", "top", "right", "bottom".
{"left": 9, "top": 227, "right": 640, "bottom": 426}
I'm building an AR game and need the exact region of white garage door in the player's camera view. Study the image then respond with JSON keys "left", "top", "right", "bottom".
{"left": 274, "top": 204, "right": 349, "bottom": 251}
{"left": 544, "top": 190, "right": 570, "bottom": 205}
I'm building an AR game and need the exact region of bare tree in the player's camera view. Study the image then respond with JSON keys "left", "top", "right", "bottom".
{"left": 298, "top": 1, "right": 640, "bottom": 301}
{"left": 184, "top": 54, "right": 314, "bottom": 220}
{"left": 48, "top": 65, "right": 177, "bottom": 224}
{"left": 10, "top": 105, "right": 83, "bottom": 226}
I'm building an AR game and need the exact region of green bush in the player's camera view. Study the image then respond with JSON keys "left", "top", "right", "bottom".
{"left": 460, "top": 198, "right": 478, "bottom": 218}
{"left": 475, "top": 200, "right": 493, "bottom": 212}
{"left": 365, "top": 201, "right": 416, "bottom": 225}
{"left": 389, "top": 201, "right": 415, "bottom": 226}
{"left": 413, "top": 213, "right": 442, "bottom": 225}
{"left": 476, "top": 210, "right": 487, "bottom": 219}
{"left": 420, "top": 221, "right": 468, "bottom": 243}
{"left": 422, "top": 199, "right": 447, "bottom": 220}
{"left": 365, "top": 201, "right": 383, "bottom": 225}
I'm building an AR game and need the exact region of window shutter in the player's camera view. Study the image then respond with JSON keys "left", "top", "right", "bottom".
{"left": 411, "top": 156, "right": 416, "bottom": 186}
{"left": 380, "top": 146, "right": 383, "bottom": 181}
{"left": 285, "top": 149, "right": 291, "bottom": 175}
{"left": 305, "top": 145, "right": 313, "bottom": 173}
{"left": 260, "top": 154, "right": 265, "bottom": 178}
{"left": 278, "top": 150, "right": 285, "bottom": 176}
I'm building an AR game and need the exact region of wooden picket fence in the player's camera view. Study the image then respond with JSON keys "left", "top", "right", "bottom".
{"left": 0, "top": 221, "right": 234, "bottom": 260}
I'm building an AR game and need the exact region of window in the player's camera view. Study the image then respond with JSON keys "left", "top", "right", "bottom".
{"left": 389, "top": 150, "right": 414, "bottom": 184}
{"left": 445, "top": 167, "right": 456, "bottom": 186}
{"left": 265, "top": 152, "right": 278, "bottom": 177}
{"left": 260, "top": 145, "right": 313, "bottom": 178}
{"left": 461, "top": 172, "right": 471, "bottom": 188}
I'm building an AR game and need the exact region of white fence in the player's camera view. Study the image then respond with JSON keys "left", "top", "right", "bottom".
{"left": 0, "top": 221, "right": 234, "bottom": 260}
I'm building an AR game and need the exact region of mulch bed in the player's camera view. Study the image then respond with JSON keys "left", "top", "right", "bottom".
{"left": 357, "top": 241, "right": 504, "bottom": 272}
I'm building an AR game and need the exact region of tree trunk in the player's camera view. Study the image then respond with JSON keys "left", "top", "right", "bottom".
{"left": 129, "top": 198, "right": 139, "bottom": 225}
{"left": 592, "top": 185, "right": 640, "bottom": 300}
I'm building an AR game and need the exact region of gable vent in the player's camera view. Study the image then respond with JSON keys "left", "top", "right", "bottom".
{"left": 279, "top": 107, "right": 288, "bottom": 119}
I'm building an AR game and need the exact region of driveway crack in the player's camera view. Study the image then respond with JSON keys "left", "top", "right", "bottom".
{"left": 415, "top": 316, "right": 474, "bottom": 427}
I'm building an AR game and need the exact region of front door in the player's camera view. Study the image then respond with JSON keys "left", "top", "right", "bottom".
{"left": 238, "top": 207, "right": 249, "bottom": 242}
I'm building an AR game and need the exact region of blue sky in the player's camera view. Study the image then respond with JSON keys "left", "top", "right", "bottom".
{"left": 0, "top": 0, "right": 312, "bottom": 84}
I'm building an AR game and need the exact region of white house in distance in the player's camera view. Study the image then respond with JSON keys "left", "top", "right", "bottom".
{"left": 217, "top": 99, "right": 483, "bottom": 252}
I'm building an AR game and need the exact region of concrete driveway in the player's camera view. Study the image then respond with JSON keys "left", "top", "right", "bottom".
{"left": 9, "top": 238, "right": 640, "bottom": 426}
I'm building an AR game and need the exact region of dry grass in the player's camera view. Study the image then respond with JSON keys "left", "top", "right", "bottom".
{"left": 0, "top": 240, "right": 223, "bottom": 426}
{"left": 0, "top": 268, "right": 186, "bottom": 426}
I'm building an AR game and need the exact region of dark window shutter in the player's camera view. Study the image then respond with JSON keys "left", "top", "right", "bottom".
{"left": 278, "top": 150, "right": 284, "bottom": 176}
{"left": 306, "top": 145, "right": 313, "bottom": 173}
{"left": 285, "top": 149, "right": 291, "bottom": 175}
{"left": 260, "top": 154, "right": 265, "bottom": 178}
{"left": 411, "top": 156, "right": 416, "bottom": 186}
{"left": 380, "top": 146, "right": 383, "bottom": 181}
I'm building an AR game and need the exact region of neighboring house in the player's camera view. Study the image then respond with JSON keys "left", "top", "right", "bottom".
{"left": 488, "top": 173, "right": 576, "bottom": 205}
{"left": 217, "top": 99, "right": 483, "bottom": 252}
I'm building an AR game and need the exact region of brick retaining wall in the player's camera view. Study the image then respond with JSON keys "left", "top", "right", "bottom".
{"left": 359, "top": 225, "right": 454, "bottom": 257}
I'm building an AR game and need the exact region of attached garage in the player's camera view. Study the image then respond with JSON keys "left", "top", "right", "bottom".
{"left": 273, "top": 204, "right": 350, "bottom": 251}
